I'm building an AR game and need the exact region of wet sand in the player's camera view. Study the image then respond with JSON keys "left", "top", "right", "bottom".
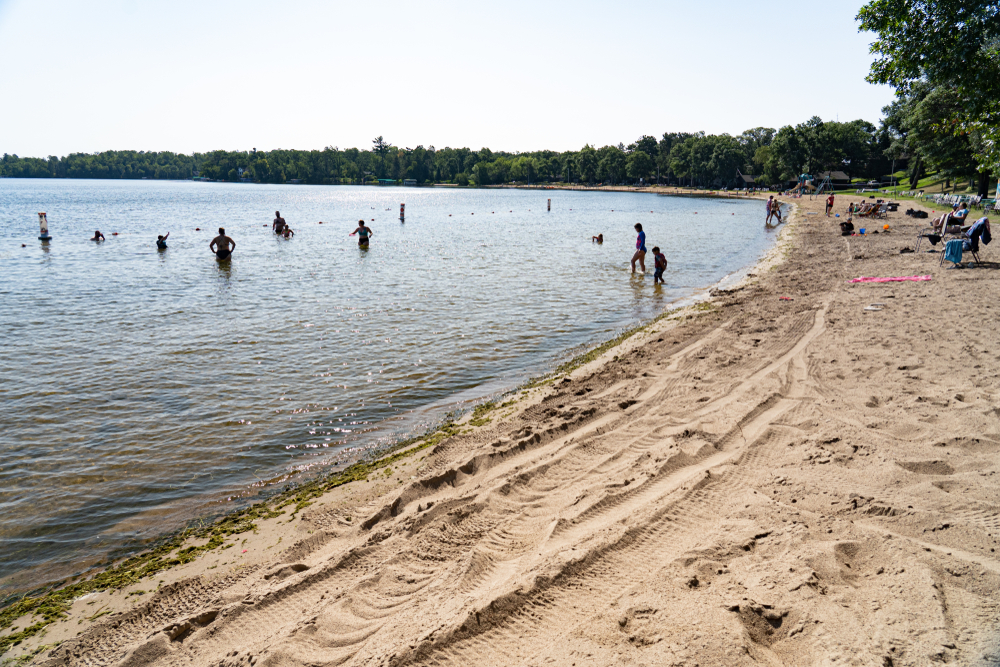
{"left": 12, "top": 194, "right": 1000, "bottom": 666}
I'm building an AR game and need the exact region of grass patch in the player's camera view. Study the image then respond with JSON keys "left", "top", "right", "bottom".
{"left": 467, "top": 399, "right": 514, "bottom": 427}
{"left": 1, "top": 642, "right": 59, "bottom": 666}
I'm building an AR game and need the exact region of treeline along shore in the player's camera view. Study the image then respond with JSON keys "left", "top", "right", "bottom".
{"left": 3, "top": 96, "right": 994, "bottom": 193}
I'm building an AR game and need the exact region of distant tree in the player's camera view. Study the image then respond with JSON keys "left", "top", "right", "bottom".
{"left": 626, "top": 150, "right": 653, "bottom": 182}
{"left": 372, "top": 136, "right": 392, "bottom": 178}
{"left": 577, "top": 145, "right": 598, "bottom": 183}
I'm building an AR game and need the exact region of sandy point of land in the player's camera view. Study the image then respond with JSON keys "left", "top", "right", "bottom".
{"left": 13, "top": 194, "right": 1000, "bottom": 666}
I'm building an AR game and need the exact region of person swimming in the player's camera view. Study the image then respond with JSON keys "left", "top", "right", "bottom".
{"left": 273, "top": 211, "right": 286, "bottom": 234}
{"left": 350, "top": 220, "right": 372, "bottom": 246}
{"left": 156, "top": 232, "right": 169, "bottom": 249}
{"left": 592, "top": 234, "right": 604, "bottom": 243}
{"left": 91, "top": 230, "right": 105, "bottom": 241}
{"left": 210, "top": 227, "right": 236, "bottom": 260}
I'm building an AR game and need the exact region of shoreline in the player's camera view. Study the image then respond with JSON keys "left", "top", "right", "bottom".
{"left": 1, "top": 194, "right": 779, "bottom": 605}
{"left": 26, "top": 192, "right": 1000, "bottom": 665}
{"left": 1, "top": 196, "right": 783, "bottom": 652}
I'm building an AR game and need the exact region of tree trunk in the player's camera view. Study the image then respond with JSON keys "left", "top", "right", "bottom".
{"left": 977, "top": 170, "right": 991, "bottom": 197}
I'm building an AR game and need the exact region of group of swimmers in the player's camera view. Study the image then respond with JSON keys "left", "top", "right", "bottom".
{"left": 87, "top": 214, "right": 669, "bottom": 281}
{"left": 272, "top": 211, "right": 295, "bottom": 238}
{"left": 591, "top": 225, "right": 667, "bottom": 284}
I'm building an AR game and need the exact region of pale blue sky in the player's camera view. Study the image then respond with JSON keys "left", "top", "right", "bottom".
{"left": 0, "top": 0, "right": 894, "bottom": 156}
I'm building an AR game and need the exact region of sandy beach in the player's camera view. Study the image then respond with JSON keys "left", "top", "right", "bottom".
{"left": 10, "top": 193, "right": 1000, "bottom": 666}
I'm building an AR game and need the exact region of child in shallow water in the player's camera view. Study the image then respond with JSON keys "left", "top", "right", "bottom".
{"left": 652, "top": 246, "right": 667, "bottom": 284}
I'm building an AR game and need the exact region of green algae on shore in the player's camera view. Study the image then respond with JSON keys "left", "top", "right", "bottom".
{"left": 0, "top": 421, "right": 461, "bottom": 656}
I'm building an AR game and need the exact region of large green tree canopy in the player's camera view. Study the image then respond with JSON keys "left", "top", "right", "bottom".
{"left": 858, "top": 0, "right": 1000, "bottom": 176}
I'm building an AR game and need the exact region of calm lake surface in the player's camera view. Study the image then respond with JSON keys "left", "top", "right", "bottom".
{"left": 0, "top": 180, "right": 776, "bottom": 594}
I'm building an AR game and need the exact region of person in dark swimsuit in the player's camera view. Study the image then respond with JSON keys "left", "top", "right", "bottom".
{"left": 91, "top": 230, "right": 105, "bottom": 241}
{"left": 210, "top": 227, "right": 236, "bottom": 259}
{"left": 273, "top": 211, "right": 286, "bottom": 234}
{"left": 156, "top": 232, "right": 169, "bottom": 249}
{"left": 350, "top": 220, "right": 372, "bottom": 246}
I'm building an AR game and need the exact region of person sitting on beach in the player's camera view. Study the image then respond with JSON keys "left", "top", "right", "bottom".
{"left": 156, "top": 232, "right": 169, "bottom": 249}
{"left": 282, "top": 226, "right": 294, "bottom": 239}
{"left": 350, "top": 220, "right": 372, "bottom": 247}
{"left": 652, "top": 246, "right": 667, "bottom": 284}
{"left": 91, "top": 230, "right": 105, "bottom": 241}
{"left": 631, "top": 223, "right": 646, "bottom": 273}
{"left": 273, "top": 211, "right": 286, "bottom": 234}
{"left": 952, "top": 204, "right": 970, "bottom": 227}
{"left": 592, "top": 234, "right": 603, "bottom": 243}
{"left": 210, "top": 227, "right": 236, "bottom": 260}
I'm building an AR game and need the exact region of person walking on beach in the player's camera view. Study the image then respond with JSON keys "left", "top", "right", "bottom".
{"left": 631, "top": 223, "right": 647, "bottom": 273}
{"left": 765, "top": 196, "right": 774, "bottom": 224}
{"left": 91, "top": 230, "right": 105, "bottom": 241}
{"left": 273, "top": 211, "right": 286, "bottom": 234}
{"left": 350, "top": 220, "right": 372, "bottom": 247}
{"left": 210, "top": 227, "right": 236, "bottom": 260}
{"left": 652, "top": 246, "right": 667, "bottom": 284}
{"left": 825, "top": 194, "right": 835, "bottom": 216}
{"left": 156, "top": 232, "right": 169, "bottom": 249}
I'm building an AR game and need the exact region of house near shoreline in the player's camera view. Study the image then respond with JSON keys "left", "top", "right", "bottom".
{"left": 816, "top": 170, "right": 851, "bottom": 183}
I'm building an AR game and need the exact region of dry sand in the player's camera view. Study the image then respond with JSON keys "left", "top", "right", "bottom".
{"left": 13, "top": 194, "right": 1000, "bottom": 666}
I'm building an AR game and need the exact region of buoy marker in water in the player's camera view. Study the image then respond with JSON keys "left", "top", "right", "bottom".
{"left": 38, "top": 212, "right": 51, "bottom": 241}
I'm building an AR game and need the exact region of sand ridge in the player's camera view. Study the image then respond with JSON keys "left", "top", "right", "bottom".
{"left": 25, "top": 194, "right": 1000, "bottom": 666}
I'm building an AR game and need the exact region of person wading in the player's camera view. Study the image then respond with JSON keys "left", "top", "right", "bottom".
{"left": 350, "top": 220, "right": 372, "bottom": 247}
{"left": 631, "top": 223, "right": 647, "bottom": 273}
{"left": 210, "top": 227, "right": 236, "bottom": 260}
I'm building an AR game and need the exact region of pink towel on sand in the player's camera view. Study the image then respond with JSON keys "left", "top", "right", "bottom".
{"left": 849, "top": 275, "right": 932, "bottom": 283}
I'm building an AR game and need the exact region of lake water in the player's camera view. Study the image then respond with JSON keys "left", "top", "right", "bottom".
{"left": 0, "top": 180, "right": 776, "bottom": 595}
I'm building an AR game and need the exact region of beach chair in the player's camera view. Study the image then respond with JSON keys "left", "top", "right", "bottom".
{"left": 938, "top": 219, "right": 990, "bottom": 267}
{"left": 939, "top": 238, "right": 980, "bottom": 267}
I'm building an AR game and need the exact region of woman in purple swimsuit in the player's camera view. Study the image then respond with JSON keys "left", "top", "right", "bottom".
{"left": 631, "top": 223, "right": 647, "bottom": 273}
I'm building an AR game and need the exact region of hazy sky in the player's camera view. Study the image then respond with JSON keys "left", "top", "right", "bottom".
{"left": 0, "top": 0, "right": 894, "bottom": 157}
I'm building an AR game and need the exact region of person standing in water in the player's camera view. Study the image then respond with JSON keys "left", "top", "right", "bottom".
{"left": 156, "top": 232, "right": 169, "bottom": 249}
{"left": 765, "top": 196, "right": 774, "bottom": 224}
{"left": 210, "top": 227, "right": 236, "bottom": 260}
{"left": 631, "top": 223, "right": 646, "bottom": 273}
{"left": 91, "top": 230, "right": 105, "bottom": 241}
{"left": 350, "top": 220, "right": 372, "bottom": 247}
{"left": 771, "top": 199, "right": 783, "bottom": 224}
{"left": 592, "top": 233, "right": 604, "bottom": 243}
{"left": 273, "top": 211, "right": 286, "bottom": 234}
{"left": 652, "top": 246, "right": 667, "bottom": 284}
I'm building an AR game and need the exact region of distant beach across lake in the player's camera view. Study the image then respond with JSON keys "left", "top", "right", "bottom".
{"left": 0, "top": 180, "right": 778, "bottom": 595}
